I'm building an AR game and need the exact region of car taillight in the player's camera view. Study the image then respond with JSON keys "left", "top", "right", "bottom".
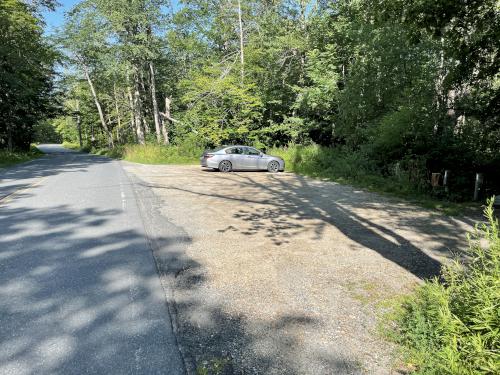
{"left": 205, "top": 154, "right": 214, "bottom": 158}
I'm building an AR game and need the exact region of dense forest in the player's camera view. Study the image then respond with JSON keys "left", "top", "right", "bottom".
{"left": 1, "top": 0, "right": 499, "bottom": 200}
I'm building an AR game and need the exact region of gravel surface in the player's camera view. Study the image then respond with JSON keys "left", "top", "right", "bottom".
{"left": 123, "top": 163, "right": 478, "bottom": 375}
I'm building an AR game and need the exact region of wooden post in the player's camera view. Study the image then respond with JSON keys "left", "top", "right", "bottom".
{"left": 431, "top": 173, "right": 441, "bottom": 188}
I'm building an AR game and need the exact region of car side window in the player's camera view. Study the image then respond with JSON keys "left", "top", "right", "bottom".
{"left": 246, "top": 147, "right": 260, "bottom": 156}
{"left": 226, "top": 147, "right": 242, "bottom": 154}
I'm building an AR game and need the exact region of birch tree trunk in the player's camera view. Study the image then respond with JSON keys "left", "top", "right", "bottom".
{"left": 149, "top": 61, "right": 164, "bottom": 144}
{"left": 82, "top": 64, "right": 114, "bottom": 148}
{"left": 127, "top": 85, "right": 138, "bottom": 143}
{"left": 237, "top": 0, "right": 244, "bottom": 84}
{"left": 161, "top": 97, "right": 171, "bottom": 145}
{"left": 113, "top": 84, "right": 122, "bottom": 144}
{"left": 133, "top": 67, "right": 145, "bottom": 145}
{"left": 139, "top": 69, "right": 150, "bottom": 135}
{"left": 75, "top": 99, "right": 82, "bottom": 148}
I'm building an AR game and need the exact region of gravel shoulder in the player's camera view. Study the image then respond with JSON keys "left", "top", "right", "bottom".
{"left": 123, "top": 163, "right": 478, "bottom": 375}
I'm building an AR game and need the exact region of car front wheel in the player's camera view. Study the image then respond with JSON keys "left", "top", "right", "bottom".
{"left": 219, "top": 160, "right": 232, "bottom": 172}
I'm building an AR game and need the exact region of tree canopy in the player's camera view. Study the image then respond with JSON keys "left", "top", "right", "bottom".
{"left": 0, "top": 0, "right": 58, "bottom": 150}
{"left": 2, "top": 0, "right": 499, "bottom": 199}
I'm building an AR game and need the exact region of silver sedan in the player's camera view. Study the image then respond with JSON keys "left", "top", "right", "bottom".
{"left": 200, "top": 146, "right": 285, "bottom": 173}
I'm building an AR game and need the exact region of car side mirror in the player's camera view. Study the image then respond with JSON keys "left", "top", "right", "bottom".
{"left": 259, "top": 152, "right": 264, "bottom": 157}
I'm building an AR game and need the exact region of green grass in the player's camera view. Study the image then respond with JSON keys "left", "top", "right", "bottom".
{"left": 384, "top": 199, "right": 500, "bottom": 374}
{"left": 61, "top": 141, "right": 83, "bottom": 151}
{"left": 62, "top": 142, "right": 203, "bottom": 164}
{"left": 269, "top": 144, "right": 478, "bottom": 216}
{"left": 0, "top": 146, "right": 43, "bottom": 168}
{"left": 121, "top": 143, "right": 203, "bottom": 164}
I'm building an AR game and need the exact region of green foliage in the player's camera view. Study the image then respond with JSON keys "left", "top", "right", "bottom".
{"left": 0, "top": 145, "right": 43, "bottom": 168}
{"left": 392, "top": 199, "right": 500, "bottom": 374}
{"left": 122, "top": 143, "right": 203, "bottom": 164}
{"left": 270, "top": 144, "right": 474, "bottom": 215}
{"left": 33, "top": 121, "right": 62, "bottom": 144}
{"left": 179, "top": 65, "right": 263, "bottom": 145}
{"left": 0, "top": 0, "right": 57, "bottom": 151}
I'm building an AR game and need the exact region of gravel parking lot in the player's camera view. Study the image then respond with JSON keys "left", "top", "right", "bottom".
{"left": 123, "top": 163, "right": 476, "bottom": 375}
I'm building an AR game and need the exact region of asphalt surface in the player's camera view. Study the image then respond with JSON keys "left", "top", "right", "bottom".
{"left": 0, "top": 145, "right": 185, "bottom": 375}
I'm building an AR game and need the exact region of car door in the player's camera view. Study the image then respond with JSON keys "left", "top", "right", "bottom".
{"left": 226, "top": 147, "right": 245, "bottom": 169}
{"left": 242, "top": 147, "right": 262, "bottom": 170}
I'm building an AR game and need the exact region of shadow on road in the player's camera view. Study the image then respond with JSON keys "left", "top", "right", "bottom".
{"left": 0, "top": 153, "right": 112, "bottom": 200}
{"left": 0, "top": 203, "right": 189, "bottom": 374}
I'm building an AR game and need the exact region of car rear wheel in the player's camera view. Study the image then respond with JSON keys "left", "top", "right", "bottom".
{"left": 219, "top": 160, "right": 232, "bottom": 172}
{"left": 267, "top": 160, "right": 280, "bottom": 173}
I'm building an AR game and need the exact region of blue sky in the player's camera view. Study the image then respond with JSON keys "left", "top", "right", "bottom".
{"left": 42, "top": 0, "right": 80, "bottom": 34}
{"left": 42, "top": 0, "right": 182, "bottom": 34}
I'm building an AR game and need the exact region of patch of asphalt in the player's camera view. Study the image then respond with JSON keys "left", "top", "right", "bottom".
{"left": 126, "top": 170, "right": 194, "bottom": 374}
{"left": 0, "top": 152, "right": 185, "bottom": 374}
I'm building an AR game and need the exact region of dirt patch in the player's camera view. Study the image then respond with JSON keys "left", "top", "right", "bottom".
{"left": 123, "top": 163, "right": 476, "bottom": 375}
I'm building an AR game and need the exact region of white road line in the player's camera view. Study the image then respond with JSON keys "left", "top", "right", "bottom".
{"left": 121, "top": 189, "right": 126, "bottom": 211}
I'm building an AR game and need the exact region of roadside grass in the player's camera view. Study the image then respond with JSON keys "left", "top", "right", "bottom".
{"left": 196, "top": 357, "right": 231, "bottom": 375}
{"left": 121, "top": 143, "right": 202, "bottom": 164}
{"left": 269, "top": 144, "right": 478, "bottom": 216}
{"left": 61, "top": 141, "right": 82, "bottom": 151}
{"left": 0, "top": 145, "right": 43, "bottom": 168}
{"left": 380, "top": 199, "right": 499, "bottom": 375}
{"left": 62, "top": 142, "right": 202, "bottom": 164}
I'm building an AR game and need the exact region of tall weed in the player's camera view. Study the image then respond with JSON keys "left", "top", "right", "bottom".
{"left": 393, "top": 199, "right": 499, "bottom": 374}
{"left": 122, "top": 143, "right": 203, "bottom": 164}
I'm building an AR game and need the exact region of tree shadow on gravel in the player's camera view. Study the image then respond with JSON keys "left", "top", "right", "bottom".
{"left": 126, "top": 167, "right": 480, "bottom": 373}
{"left": 144, "top": 170, "right": 457, "bottom": 280}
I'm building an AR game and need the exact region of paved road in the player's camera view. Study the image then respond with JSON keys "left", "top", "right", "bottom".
{"left": 0, "top": 145, "right": 185, "bottom": 375}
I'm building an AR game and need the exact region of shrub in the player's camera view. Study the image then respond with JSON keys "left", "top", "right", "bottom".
{"left": 0, "top": 145, "right": 43, "bottom": 168}
{"left": 122, "top": 143, "right": 204, "bottom": 164}
{"left": 269, "top": 144, "right": 413, "bottom": 191}
{"left": 393, "top": 198, "right": 500, "bottom": 374}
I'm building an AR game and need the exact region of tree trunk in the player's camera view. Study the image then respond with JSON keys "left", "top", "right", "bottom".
{"left": 139, "top": 68, "right": 150, "bottom": 135}
{"left": 237, "top": 0, "right": 244, "bottom": 84}
{"left": 113, "top": 85, "right": 122, "bottom": 144}
{"left": 160, "top": 97, "right": 172, "bottom": 145}
{"left": 149, "top": 62, "right": 164, "bottom": 144}
{"left": 133, "top": 66, "right": 145, "bottom": 145}
{"left": 82, "top": 64, "right": 114, "bottom": 148}
{"left": 126, "top": 84, "right": 138, "bottom": 143}
{"left": 75, "top": 99, "right": 82, "bottom": 148}
{"left": 7, "top": 123, "right": 13, "bottom": 152}
{"left": 125, "top": 71, "right": 138, "bottom": 143}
